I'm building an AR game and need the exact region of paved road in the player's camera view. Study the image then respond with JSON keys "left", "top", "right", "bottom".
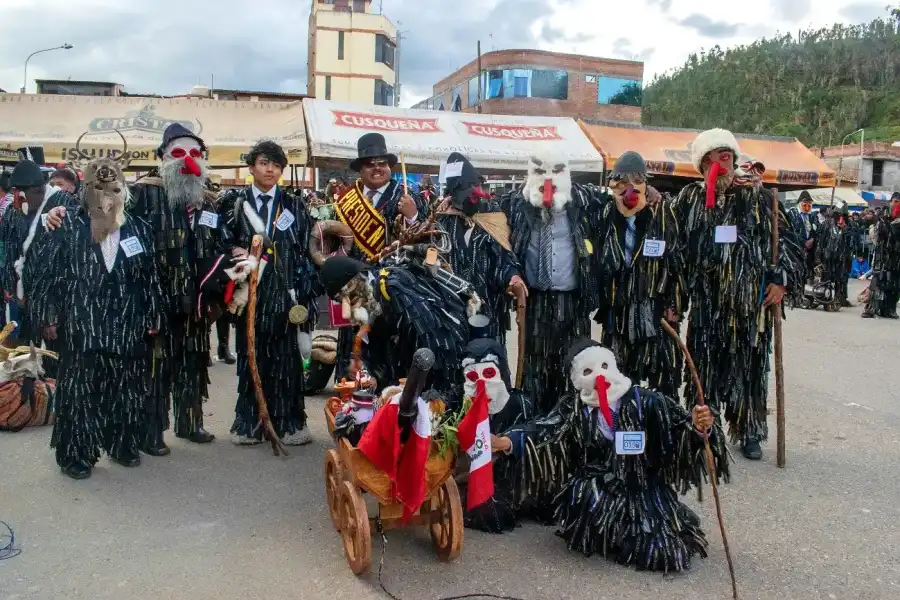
{"left": 2, "top": 280, "right": 899, "bottom": 600}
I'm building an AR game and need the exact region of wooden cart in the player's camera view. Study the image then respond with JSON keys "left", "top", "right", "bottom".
{"left": 324, "top": 386, "right": 463, "bottom": 575}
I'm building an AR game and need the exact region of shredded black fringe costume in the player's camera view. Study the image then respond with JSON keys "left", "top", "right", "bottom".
{"left": 334, "top": 180, "right": 427, "bottom": 381}
{"left": 816, "top": 217, "right": 854, "bottom": 304}
{"left": 31, "top": 212, "right": 163, "bottom": 468}
{"left": 787, "top": 206, "right": 818, "bottom": 283}
{"left": 594, "top": 197, "right": 687, "bottom": 398}
{"left": 1, "top": 189, "right": 77, "bottom": 378}
{"left": 865, "top": 213, "right": 900, "bottom": 317}
{"left": 127, "top": 179, "right": 227, "bottom": 441}
{"left": 504, "top": 386, "right": 715, "bottom": 572}
{"left": 219, "top": 186, "right": 318, "bottom": 440}
{"left": 673, "top": 182, "right": 804, "bottom": 445}
{"left": 436, "top": 203, "right": 520, "bottom": 344}
{"left": 503, "top": 185, "right": 602, "bottom": 414}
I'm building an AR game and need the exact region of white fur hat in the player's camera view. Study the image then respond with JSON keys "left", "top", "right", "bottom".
{"left": 691, "top": 128, "right": 740, "bottom": 172}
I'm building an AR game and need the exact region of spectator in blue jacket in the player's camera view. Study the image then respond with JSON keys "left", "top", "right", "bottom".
{"left": 851, "top": 255, "right": 871, "bottom": 279}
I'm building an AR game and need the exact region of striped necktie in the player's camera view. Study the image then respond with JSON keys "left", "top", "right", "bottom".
{"left": 624, "top": 215, "right": 637, "bottom": 264}
{"left": 538, "top": 215, "right": 553, "bottom": 289}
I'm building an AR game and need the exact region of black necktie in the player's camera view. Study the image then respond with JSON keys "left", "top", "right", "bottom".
{"left": 257, "top": 194, "right": 271, "bottom": 214}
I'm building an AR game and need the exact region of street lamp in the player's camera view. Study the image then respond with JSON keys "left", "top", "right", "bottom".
{"left": 21, "top": 44, "right": 74, "bottom": 93}
{"left": 831, "top": 128, "right": 865, "bottom": 206}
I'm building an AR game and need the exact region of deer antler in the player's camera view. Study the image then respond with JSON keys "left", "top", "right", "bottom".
{"left": 113, "top": 129, "right": 132, "bottom": 168}
{"left": 70, "top": 131, "right": 94, "bottom": 172}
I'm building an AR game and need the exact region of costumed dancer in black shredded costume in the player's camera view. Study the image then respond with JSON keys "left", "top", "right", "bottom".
{"left": 816, "top": 204, "right": 855, "bottom": 308}
{"left": 1, "top": 152, "right": 76, "bottom": 374}
{"left": 862, "top": 193, "right": 900, "bottom": 319}
{"left": 318, "top": 255, "right": 472, "bottom": 393}
{"left": 330, "top": 134, "right": 427, "bottom": 382}
{"left": 673, "top": 128, "right": 804, "bottom": 460}
{"left": 218, "top": 141, "right": 318, "bottom": 446}
{"left": 593, "top": 151, "right": 689, "bottom": 399}
{"left": 435, "top": 153, "right": 524, "bottom": 344}
{"left": 494, "top": 340, "right": 718, "bottom": 572}
{"left": 787, "top": 191, "right": 819, "bottom": 286}
{"left": 503, "top": 155, "right": 602, "bottom": 413}
{"left": 32, "top": 148, "right": 164, "bottom": 479}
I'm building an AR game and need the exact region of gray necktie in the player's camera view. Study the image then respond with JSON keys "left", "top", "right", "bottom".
{"left": 538, "top": 216, "right": 553, "bottom": 289}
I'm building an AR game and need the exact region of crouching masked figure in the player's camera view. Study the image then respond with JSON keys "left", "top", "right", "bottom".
{"left": 318, "top": 255, "right": 471, "bottom": 394}
{"left": 437, "top": 325, "right": 535, "bottom": 533}
{"left": 496, "top": 340, "right": 723, "bottom": 572}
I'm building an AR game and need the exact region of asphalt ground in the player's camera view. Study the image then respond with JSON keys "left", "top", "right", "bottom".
{"left": 2, "top": 279, "right": 899, "bottom": 600}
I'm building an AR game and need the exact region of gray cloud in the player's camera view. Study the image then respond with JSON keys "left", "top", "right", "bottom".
{"left": 647, "top": 0, "right": 673, "bottom": 11}
{"left": 770, "top": 0, "right": 811, "bottom": 21}
{"left": 677, "top": 14, "right": 742, "bottom": 38}
{"left": 839, "top": 2, "right": 889, "bottom": 23}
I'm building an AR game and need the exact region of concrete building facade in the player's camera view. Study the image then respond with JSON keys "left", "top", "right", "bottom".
{"left": 412, "top": 49, "right": 643, "bottom": 123}
{"left": 819, "top": 142, "right": 900, "bottom": 194}
{"left": 307, "top": 0, "right": 397, "bottom": 106}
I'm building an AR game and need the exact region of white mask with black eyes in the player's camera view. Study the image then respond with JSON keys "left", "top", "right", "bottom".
{"left": 524, "top": 155, "right": 572, "bottom": 213}
{"left": 569, "top": 346, "right": 632, "bottom": 408}
{"left": 462, "top": 356, "right": 509, "bottom": 415}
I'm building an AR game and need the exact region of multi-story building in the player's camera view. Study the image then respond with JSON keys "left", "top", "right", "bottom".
{"left": 412, "top": 49, "right": 643, "bottom": 123}
{"left": 818, "top": 141, "right": 900, "bottom": 194}
{"left": 307, "top": 0, "right": 398, "bottom": 106}
{"left": 36, "top": 79, "right": 125, "bottom": 96}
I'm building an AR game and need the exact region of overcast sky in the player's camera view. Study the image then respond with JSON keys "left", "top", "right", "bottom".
{"left": 0, "top": 0, "right": 890, "bottom": 106}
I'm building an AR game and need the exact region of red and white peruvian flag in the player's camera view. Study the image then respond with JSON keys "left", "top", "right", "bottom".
{"left": 457, "top": 381, "right": 494, "bottom": 509}
{"left": 358, "top": 394, "right": 432, "bottom": 521}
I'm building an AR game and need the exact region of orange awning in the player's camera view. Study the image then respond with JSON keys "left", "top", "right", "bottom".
{"left": 578, "top": 120, "right": 836, "bottom": 188}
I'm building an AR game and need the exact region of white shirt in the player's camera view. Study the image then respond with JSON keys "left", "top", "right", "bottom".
{"left": 100, "top": 228, "right": 122, "bottom": 273}
{"left": 362, "top": 183, "right": 391, "bottom": 208}
{"left": 253, "top": 184, "right": 277, "bottom": 234}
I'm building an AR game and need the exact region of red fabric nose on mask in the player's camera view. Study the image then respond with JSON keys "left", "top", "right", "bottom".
{"left": 541, "top": 178, "right": 555, "bottom": 209}
{"left": 594, "top": 375, "right": 614, "bottom": 428}
{"left": 893, "top": 203, "right": 900, "bottom": 219}
{"left": 705, "top": 161, "right": 722, "bottom": 209}
{"left": 623, "top": 186, "right": 639, "bottom": 209}
{"left": 476, "top": 378, "right": 487, "bottom": 397}
{"left": 181, "top": 155, "right": 202, "bottom": 177}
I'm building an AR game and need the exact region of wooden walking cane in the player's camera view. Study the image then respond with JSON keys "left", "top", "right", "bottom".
{"left": 511, "top": 285, "right": 527, "bottom": 388}
{"left": 661, "top": 318, "right": 739, "bottom": 600}
{"left": 400, "top": 153, "right": 409, "bottom": 197}
{"left": 247, "top": 235, "right": 288, "bottom": 457}
{"left": 770, "top": 187, "right": 786, "bottom": 469}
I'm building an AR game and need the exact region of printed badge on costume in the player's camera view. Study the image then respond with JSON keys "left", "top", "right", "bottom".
{"left": 199, "top": 211, "right": 218, "bottom": 228}
{"left": 120, "top": 236, "right": 144, "bottom": 258}
{"left": 275, "top": 209, "right": 295, "bottom": 232}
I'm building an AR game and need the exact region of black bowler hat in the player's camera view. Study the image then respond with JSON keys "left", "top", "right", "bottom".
{"left": 468, "top": 314, "right": 491, "bottom": 340}
{"left": 10, "top": 160, "right": 45, "bottom": 189}
{"left": 156, "top": 123, "right": 207, "bottom": 158}
{"left": 350, "top": 133, "right": 398, "bottom": 172}
{"left": 319, "top": 255, "right": 370, "bottom": 299}
{"left": 17, "top": 146, "right": 45, "bottom": 165}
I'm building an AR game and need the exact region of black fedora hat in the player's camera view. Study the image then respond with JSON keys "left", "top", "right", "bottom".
{"left": 350, "top": 133, "right": 398, "bottom": 172}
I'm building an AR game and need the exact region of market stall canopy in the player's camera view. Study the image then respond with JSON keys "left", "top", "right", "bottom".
{"left": 302, "top": 99, "right": 604, "bottom": 172}
{"left": 0, "top": 94, "right": 307, "bottom": 167}
{"left": 578, "top": 120, "right": 836, "bottom": 188}
{"left": 782, "top": 187, "right": 868, "bottom": 211}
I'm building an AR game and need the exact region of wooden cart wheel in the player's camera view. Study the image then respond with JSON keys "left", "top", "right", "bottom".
{"left": 339, "top": 481, "right": 371, "bottom": 575}
{"left": 429, "top": 477, "right": 463, "bottom": 562}
{"left": 324, "top": 450, "right": 342, "bottom": 530}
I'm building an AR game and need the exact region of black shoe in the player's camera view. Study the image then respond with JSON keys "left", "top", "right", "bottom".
{"left": 861, "top": 311, "right": 875, "bottom": 319}
{"left": 885, "top": 313, "right": 900, "bottom": 320}
{"left": 217, "top": 346, "right": 237, "bottom": 365}
{"left": 742, "top": 438, "right": 763, "bottom": 460}
{"left": 141, "top": 430, "right": 171, "bottom": 457}
{"left": 111, "top": 452, "right": 141, "bottom": 468}
{"left": 188, "top": 426, "right": 215, "bottom": 444}
{"left": 841, "top": 300, "right": 853, "bottom": 308}
{"left": 61, "top": 461, "right": 92, "bottom": 480}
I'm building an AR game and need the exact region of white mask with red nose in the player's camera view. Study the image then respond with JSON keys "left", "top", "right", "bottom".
{"left": 163, "top": 137, "right": 204, "bottom": 177}
{"left": 462, "top": 356, "right": 509, "bottom": 415}
{"left": 524, "top": 155, "right": 572, "bottom": 213}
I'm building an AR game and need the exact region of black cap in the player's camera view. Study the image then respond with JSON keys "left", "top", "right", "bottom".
{"left": 444, "top": 152, "right": 480, "bottom": 196}
{"left": 319, "top": 256, "right": 370, "bottom": 298}
{"left": 610, "top": 151, "right": 647, "bottom": 178}
{"left": 10, "top": 160, "right": 45, "bottom": 189}
{"left": 463, "top": 337, "right": 511, "bottom": 389}
{"left": 350, "top": 133, "right": 398, "bottom": 172}
{"left": 564, "top": 339, "right": 601, "bottom": 371}
{"left": 156, "top": 123, "right": 207, "bottom": 158}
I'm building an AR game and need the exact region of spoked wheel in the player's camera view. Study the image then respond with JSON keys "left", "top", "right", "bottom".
{"left": 324, "top": 450, "right": 342, "bottom": 530}
{"left": 429, "top": 477, "right": 463, "bottom": 562}
{"left": 339, "top": 481, "right": 371, "bottom": 575}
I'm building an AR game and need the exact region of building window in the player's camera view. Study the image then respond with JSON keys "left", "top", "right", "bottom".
{"left": 375, "top": 34, "right": 394, "bottom": 69}
{"left": 325, "top": 76, "right": 332, "bottom": 100}
{"left": 531, "top": 70, "right": 568, "bottom": 100}
{"left": 452, "top": 85, "right": 463, "bottom": 111}
{"left": 374, "top": 79, "right": 393, "bottom": 106}
{"left": 352, "top": 0, "right": 366, "bottom": 10}
{"left": 481, "top": 68, "right": 568, "bottom": 101}
{"left": 468, "top": 77, "right": 479, "bottom": 106}
{"left": 597, "top": 77, "right": 642, "bottom": 106}
{"left": 872, "top": 159, "right": 884, "bottom": 187}
{"left": 585, "top": 75, "right": 597, "bottom": 83}
{"left": 338, "top": 31, "right": 344, "bottom": 60}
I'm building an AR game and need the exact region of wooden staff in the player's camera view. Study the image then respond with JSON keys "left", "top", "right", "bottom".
{"left": 511, "top": 285, "right": 527, "bottom": 388}
{"left": 247, "top": 235, "right": 288, "bottom": 457}
{"left": 661, "top": 318, "right": 739, "bottom": 600}
{"left": 400, "top": 153, "right": 409, "bottom": 197}
{"left": 770, "top": 187, "right": 786, "bottom": 469}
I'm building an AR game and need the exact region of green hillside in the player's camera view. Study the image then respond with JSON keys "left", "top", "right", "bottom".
{"left": 641, "top": 10, "right": 900, "bottom": 147}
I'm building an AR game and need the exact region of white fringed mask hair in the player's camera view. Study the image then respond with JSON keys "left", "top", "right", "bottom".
{"left": 462, "top": 355, "right": 510, "bottom": 415}
{"left": 524, "top": 155, "right": 572, "bottom": 213}
{"left": 340, "top": 274, "right": 382, "bottom": 326}
{"left": 569, "top": 345, "right": 632, "bottom": 408}
{"left": 160, "top": 137, "right": 209, "bottom": 210}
